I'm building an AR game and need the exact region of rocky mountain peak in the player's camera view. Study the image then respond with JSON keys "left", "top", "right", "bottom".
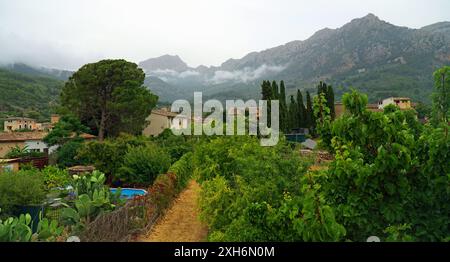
{"left": 139, "top": 54, "right": 189, "bottom": 72}
{"left": 343, "top": 13, "right": 390, "bottom": 30}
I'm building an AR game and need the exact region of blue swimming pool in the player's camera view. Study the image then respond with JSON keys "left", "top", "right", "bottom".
{"left": 110, "top": 188, "right": 147, "bottom": 199}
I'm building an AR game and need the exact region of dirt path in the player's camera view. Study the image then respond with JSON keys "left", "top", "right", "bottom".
{"left": 139, "top": 180, "right": 208, "bottom": 242}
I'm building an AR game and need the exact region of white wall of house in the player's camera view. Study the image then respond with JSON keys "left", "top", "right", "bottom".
{"left": 24, "top": 140, "right": 58, "bottom": 154}
{"left": 378, "top": 97, "right": 411, "bottom": 109}
{"left": 49, "top": 145, "right": 59, "bottom": 154}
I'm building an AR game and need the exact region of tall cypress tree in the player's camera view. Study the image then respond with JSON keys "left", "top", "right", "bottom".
{"left": 306, "top": 91, "right": 313, "bottom": 129}
{"left": 261, "top": 80, "right": 273, "bottom": 127}
{"left": 317, "top": 81, "right": 327, "bottom": 96}
{"left": 261, "top": 80, "right": 272, "bottom": 100}
{"left": 279, "top": 81, "right": 288, "bottom": 132}
{"left": 271, "top": 81, "right": 279, "bottom": 100}
{"left": 327, "top": 85, "right": 335, "bottom": 120}
{"left": 288, "top": 95, "right": 298, "bottom": 131}
{"left": 296, "top": 89, "right": 306, "bottom": 128}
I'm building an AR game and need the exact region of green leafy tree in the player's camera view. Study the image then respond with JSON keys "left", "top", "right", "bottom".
{"left": 317, "top": 82, "right": 335, "bottom": 120}
{"left": 431, "top": 66, "right": 450, "bottom": 124}
{"left": 318, "top": 89, "right": 449, "bottom": 241}
{"left": 313, "top": 93, "right": 332, "bottom": 149}
{"left": 43, "top": 115, "right": 89, "bottom": 146}
{"left": 60, "top": 59, "right": 158, "bottom": 141}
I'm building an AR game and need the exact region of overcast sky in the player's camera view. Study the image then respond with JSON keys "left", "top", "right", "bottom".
{"left": 0, "top": 0, "right": 449, "bottom": 70}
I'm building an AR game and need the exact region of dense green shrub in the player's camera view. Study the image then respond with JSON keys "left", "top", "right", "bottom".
{"left": 168, "top": 152, "right": 193, "bottom": 192}
{"left": 152, "top": 129, "right": 194, "bottom": 162}
{"left": 54, "top": 139, "right": 86, "bottom": 168}
{"left": 194, "top": 136, "right": 344, "bottom": 241}
{"left": 77, "top": 134, "right": 149, "bottom": 177}
{"left": 0, "top": 170, "right": 46, "bottom": 215}
{"left": 41, "top": 166, "right": 71, "bottom": 190}
{"left": 118, "top": 143, "right": 171, "bottom": 186}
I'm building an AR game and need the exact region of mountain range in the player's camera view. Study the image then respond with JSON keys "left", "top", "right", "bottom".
{"left": 140, "top": 14, "right": 450, "bottom": 103}
{"left": 1, "top": 13, "right": 450, "bottom": 119}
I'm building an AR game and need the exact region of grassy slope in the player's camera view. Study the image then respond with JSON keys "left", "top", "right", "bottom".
{"left": 0, "top": 68, "right": 64, "bottom": 121}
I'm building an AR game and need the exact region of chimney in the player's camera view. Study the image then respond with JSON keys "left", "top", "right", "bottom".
{"left": 51, "top": 114, "right": 60, "bottom": 124}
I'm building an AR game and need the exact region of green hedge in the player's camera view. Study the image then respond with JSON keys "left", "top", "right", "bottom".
{"left": 168, "top": 152, "right": 193, "bottom": 192}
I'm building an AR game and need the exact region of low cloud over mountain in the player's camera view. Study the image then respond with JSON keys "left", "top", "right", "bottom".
{"left": 139, "top": 14, "right": 450, "bottom": 104}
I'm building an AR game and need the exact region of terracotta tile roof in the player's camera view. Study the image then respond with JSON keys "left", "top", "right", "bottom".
{"left": 0, "top": 131, "right": 47, "bottom": 142}
{"left": 385, "top": 97, "right": 411, "bottom": 101}
{"left": 4, "top": 117, "right": 36, "bottom": 121}
{"left": 366, "top": 104, "right": 379, "bottom": 109}
{"left": 151, "top": 109, "right": 180, "bottom": 118}
{"left": 78, "top": 133, "right": 97, "bottom": 139}
{"left": 0, "top": 158, "right": 21, "bottom": 163}
{"left": 0, "top": 131, "right": 96, "bottom": 142}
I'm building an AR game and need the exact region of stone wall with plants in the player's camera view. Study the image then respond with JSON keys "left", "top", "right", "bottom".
{"left": 80, "top": 152, "right": 194, "bottom": 242}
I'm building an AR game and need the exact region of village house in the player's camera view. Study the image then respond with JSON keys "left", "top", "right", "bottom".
{"left": 3, "top": 114, "right": 61, "bottom": 133}
{"left": 0, "top": 131, "right": 54, "bottom": 157}
{"left": 335, "top": 97, "right": 414, "bottom": 118}
{"left": 3, "top": 117, "right": 41, "bottom": 132}
{"left": 377, "top": 97, "right": 412, "bottom": 110}
{"left": 142, "top": 108, "right": 190, "bottom": 136}
{"left": 0, "top": 131, "right": 96, "bottom": 158}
